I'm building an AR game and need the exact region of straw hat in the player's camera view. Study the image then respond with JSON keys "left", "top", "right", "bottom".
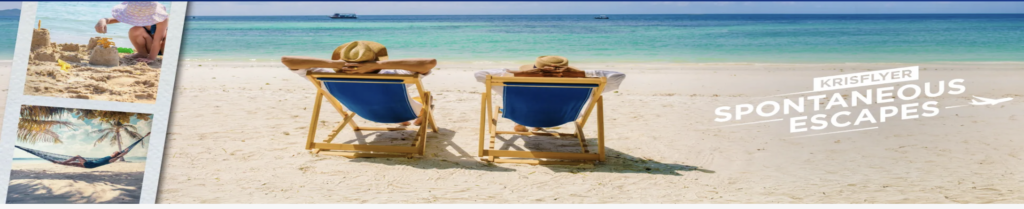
{"left": 111, "top": 2, "right": 169, "bottom": 27}
{"left": 332, "top": 41, "right": 389, "bottom": 63}
{"left": 519, "top": 56, "right": 570, "bottom": 71}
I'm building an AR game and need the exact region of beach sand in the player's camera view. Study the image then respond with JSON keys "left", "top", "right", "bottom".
{"left": 23, "top": 28, "right": 161, "bottom": 104}
{"left": 155, "top": 61, "right": 1024, "bottom": 203}
{"left": 6, "top": 162, "right": 146, "bottom": 204}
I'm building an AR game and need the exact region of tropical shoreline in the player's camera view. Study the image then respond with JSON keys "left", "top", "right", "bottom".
{"left": 180, "top": 14, "right": 1024, "bottom": 64}
{"left": 155, "top": 60, "right": 1024, "bottom": 203}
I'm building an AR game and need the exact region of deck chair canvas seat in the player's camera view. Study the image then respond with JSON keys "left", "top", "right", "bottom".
{"left": 479, "top": 75, "right": 608, "bottom": 165}
{"left": 305, "top": 72, "right": 438, "bottom": 159}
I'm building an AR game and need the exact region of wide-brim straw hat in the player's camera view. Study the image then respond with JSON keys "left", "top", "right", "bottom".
{"left": 519, "top": 55, "right": 570, "bottom": 71}
{"left": 332, "top": 41, "right": 389, "bottom": 63}
{"left": 111, "top": 2, "right": 169, "bottom": 27}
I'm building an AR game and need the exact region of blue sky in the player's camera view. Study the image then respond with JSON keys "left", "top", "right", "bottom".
{"left": 187, "top": 2, "right": 1024, "bottom": 16}
{"left": 14, "top": 111, "right": 153, "bottom": 159}
{"left": 0, "top": 2, "right": 19, "bottom": 10}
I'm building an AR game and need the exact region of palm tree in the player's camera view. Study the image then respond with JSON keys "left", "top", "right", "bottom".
{"left": 91, "top": 120, "right": 144, "bottom": 161}
{"left": 17, "top": 106, "right": 151, "bottom": 149}
{"left": 17, "top": 106, "right": 76, "bottom": 144}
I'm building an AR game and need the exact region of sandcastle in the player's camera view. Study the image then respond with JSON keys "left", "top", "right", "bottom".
{"left": 30, "top": 28, "right": 50, "bottom": 52}
{"left": 89, "top": 38, "right": 120, "bottom": 67}
{"left": 30, "top": 20, "right": 119, "bottom": 67}
{"left": 23, "top": 21, "right": 161, "bottom": 104}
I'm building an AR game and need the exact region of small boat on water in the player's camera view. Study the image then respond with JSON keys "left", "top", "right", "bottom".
{"left": 595, "top": 15, "right": 609, "bottom": 19}
{"left": 329, "top": 13, "right": 357, "bottom": 19}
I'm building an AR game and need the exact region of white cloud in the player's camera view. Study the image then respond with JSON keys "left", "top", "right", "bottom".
{"left": 135, "top": 119, "right": 152, "bottom": 137}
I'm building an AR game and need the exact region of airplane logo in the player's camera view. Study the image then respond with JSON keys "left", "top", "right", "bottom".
{"left": 970, "top": 96, "right": 1013, "bottom": 106}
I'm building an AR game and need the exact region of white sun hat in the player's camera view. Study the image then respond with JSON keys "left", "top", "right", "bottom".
{"left": 111, "top": 2, "right": 169, "bottom": 26}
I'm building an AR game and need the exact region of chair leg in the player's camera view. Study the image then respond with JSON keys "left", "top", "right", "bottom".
{"left": 488, "top": 108, "right": 499, "bottom": 162}
{"left": 489, "top": 107, "right": 499, "bottom": 152}
{"left": 487, "top": 93, "right": 499, "bottom": 162}
{"left": 347, "top": 117, "right": 361, "bottom": 131}
{"left": 479, "top": 93, "right": 487, "bottom": 157}
{"left": 421, "top": 112, "right": 430, "bottom": 155}
{"left": 324, "top": 113, "right": 353, "bottom": 144}
{"left": 306, "top": 92, "right": 324, "bottom": 150}
{"left": 597, "top": 97, "right": 606, "bottom": 162}
{"left": 413, "top": 114, "right": 429, "bottom": 155}
{"left": 320, "top": 91, "right": 361, "bottom": 131}
{"left": 573, "top": 122, "right": 589, "bottom": 154}
{"left": 425, "top": 92, "right": 439, "bottom": 133}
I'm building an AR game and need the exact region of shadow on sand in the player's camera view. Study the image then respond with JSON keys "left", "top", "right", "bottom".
{"left": 496, "top": 134, "right": 714, "bottom": 176}
{"left": 329, "top": 127, "right": 515, "bottom": 172}
{"left": 6, "top": 169, "right": 143, "bottom": 204}
{"left": 318, "top": 126, "right": 711, "bottom": 175}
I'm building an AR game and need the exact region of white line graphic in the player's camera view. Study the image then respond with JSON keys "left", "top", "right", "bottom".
{"left": 945, "top": 105, "right": 969, "bottom": 109}
{"left": 771, "top": 90, "right": 819, "bottom": 97}
{"left": 713, "top": 118, "right": 784, "bottom": 128}
{"left": 791, "top": 126, "right": 879, "bottom": 138}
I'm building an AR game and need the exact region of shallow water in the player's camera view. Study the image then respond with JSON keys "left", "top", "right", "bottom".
{"left": 0, "top": 16, "right": 18, "bottom": 59}
{"left": 35, "top": 2, "right": 173, "bottom": 46}
{"left": 181, "top": 14, "right": 1024, "bottom": 63}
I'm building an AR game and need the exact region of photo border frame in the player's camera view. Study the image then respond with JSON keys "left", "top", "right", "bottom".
{"left": 0, "top": 1, "right": 188, "bottom": 204}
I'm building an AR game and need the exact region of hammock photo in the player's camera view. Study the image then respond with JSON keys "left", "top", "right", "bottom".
{"left": 15, "top": 132, "right": 151, "bottom": 169}
{"left": 11, "top": 92, "right": 156, "bottom": 204}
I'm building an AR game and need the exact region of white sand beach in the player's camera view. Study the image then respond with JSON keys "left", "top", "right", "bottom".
{"left": 154, "top": 61, "right": 1024, "bottom": 203}
{"left": 6, "top": 162, "right": 146, "bottom": 204}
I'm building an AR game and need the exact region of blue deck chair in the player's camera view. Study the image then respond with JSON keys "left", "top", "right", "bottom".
{"left": 479, "top": 75, "right": 608, "bottom": 165}
{"left": 305, "top": 72, "right": 438, "bottom": 158}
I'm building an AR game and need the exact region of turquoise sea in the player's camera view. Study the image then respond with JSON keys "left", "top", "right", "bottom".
{"left": 36, "top": 2, "right": 172, "bottom": 46}
{"left": 0, "top": 16, "right": 18, "bottom": 59}
{"left": 181, "top": 14, "right": 1024, "bottom": 63}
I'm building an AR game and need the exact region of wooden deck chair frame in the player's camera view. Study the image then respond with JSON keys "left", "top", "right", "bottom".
{"left": 479, "top": 75, "right": 607, "bottom": 165}
{"left": 304, "top": 72, "right": 439, "bottom": 159}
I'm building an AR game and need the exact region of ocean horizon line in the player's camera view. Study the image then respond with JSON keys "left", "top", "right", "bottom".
{"left": 182, "top": 59, "right": 1024, "bottom": 65}
{"left": 189, "top": 13, "right": 1024, "bottom": 17}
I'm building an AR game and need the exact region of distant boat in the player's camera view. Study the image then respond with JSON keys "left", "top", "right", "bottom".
{"left": 329, "top": 13, "right": 357, "bottom": 19}
{"left": 594, "top": 15, "right": 609, "bottom": 19}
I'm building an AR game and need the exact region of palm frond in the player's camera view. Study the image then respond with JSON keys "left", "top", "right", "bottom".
{"left": 16, "top": 118, "right": 75, "bottom": 144}
{"left": 18, "top": 118, "right": 76, "bottom": 131}
{"left": 123, "top": 129, "right": 143, "bottom": 140}
{"left": 20, "top": 106, "right": 74, "bottom": 120}
{"left": 91, "top": 128, "right": 114, "bottom": 135}
{"left": 92, "top": 132, "right": 112, "bottom": 147}
{"left": 123, "top": 124, "right": 139, "bottom": 132}
{"left": 17, "top": 129, "right": 63, "bottom": 144}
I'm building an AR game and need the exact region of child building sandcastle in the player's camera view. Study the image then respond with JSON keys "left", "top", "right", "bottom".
{"left": 24, "top": 22, "right": 161, "bottom": 104}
